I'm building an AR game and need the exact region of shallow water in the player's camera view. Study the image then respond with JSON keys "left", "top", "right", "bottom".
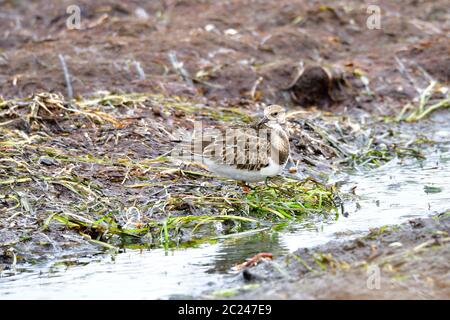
{"left": 1, "top": 120, "right": 449, "bottom": 299}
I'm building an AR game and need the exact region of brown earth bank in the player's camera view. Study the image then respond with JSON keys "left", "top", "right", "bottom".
{"left": 220, "top": 212, "right": 450, "bottom": 299}
{"left": 0, "top": 0, "right": 449, "bottom": 299}
{"left": 1, "top": 0, "right": 449, "bottom": 113}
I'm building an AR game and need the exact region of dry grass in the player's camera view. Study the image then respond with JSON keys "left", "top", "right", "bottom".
{"left": 0, "top": 91, "right": 429, "bottom": 252}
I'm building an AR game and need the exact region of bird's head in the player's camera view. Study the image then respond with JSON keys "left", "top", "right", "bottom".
{"left": 257, "top": 105, "right": 287, "bottom": 128}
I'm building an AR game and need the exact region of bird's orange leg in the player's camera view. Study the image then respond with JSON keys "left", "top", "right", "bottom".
{"left": 239, "top": 181, "right": 250, "bottom": 193}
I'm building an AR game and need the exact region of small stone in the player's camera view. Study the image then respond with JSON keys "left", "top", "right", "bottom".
{"left": 39, "top": 157, "right": 57, "bottom": 166}
{"left": 204, "top": 24, "right": 215, "bottom": 32}
{"left": 224, "top": 28, "right": 238, "bottom": 35}
{"left": 135, "top": 8, "right": 149, "bottom": 19}
{"left": 388, "top": 242, "right": 403, "bottom": 248}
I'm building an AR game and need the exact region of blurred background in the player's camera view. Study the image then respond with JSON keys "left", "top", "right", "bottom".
{"left": 1, "top": 0, "right": 448, "bottom": 114}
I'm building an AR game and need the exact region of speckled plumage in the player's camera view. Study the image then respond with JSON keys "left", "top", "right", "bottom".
{"left": 188, "top": 105, "right": 290, "bottom": 183}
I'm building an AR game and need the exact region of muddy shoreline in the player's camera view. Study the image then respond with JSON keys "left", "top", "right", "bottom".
{"left": 1, "top": 0, "right": 449, "bottom": 299}
{"left": 216, "top": 213, "right": 450, "bottom": 300}
{"left": 1, "top": 0, "right": 449, "bottom": 110}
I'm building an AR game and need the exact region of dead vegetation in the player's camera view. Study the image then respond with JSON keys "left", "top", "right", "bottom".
{"left": 0, "top": 87, "right": 440, "bottom": 264}
{"left": 0, "top": 92, "right": 338, "bottom": 258}
{"left": 0, "top": 0, "right": 449, "bottom": 275}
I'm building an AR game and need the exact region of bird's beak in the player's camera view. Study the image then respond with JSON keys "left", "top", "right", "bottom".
{"left": 257, "top": 116, "right": 269, "bottom": 128}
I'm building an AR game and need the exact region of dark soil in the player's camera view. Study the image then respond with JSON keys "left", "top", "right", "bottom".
{"left": 1, "top": 0, "right": 449, "bottom": 111}
{"left": 226, "top": 213, "right": 450, "bottom": 299}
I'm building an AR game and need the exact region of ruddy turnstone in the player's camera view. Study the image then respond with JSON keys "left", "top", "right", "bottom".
{"left": 181, "top": 105, "right": 291, "bottom": 188}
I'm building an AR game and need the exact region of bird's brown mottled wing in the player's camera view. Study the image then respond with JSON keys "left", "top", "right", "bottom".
{"left": 203, "top": 128, "right": 272, "bottom": 171}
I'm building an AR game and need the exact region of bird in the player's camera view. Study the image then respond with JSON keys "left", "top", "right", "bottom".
{"left": 179, "top": 105, "right": 291, "bottom": 191}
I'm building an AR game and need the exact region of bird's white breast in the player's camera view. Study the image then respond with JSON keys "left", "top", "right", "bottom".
{"left": 204, "top": 158, "right": 284, "bottom": 182}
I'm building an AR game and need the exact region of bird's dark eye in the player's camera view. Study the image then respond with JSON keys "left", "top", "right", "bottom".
{"left": 272, "top": 112, "right": 278, "bottom": 116}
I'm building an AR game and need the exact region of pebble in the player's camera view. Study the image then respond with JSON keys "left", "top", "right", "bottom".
{"left": 388, "top": 242, "right": 403, "bottom": 248}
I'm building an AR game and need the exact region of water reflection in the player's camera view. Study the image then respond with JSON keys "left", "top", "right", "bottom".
{"left": 205, "top": 231, "right": 288, "bottom": 274}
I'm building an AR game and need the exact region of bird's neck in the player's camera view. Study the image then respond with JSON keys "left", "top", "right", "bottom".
{"left": 267, "top": 124, "right": 289, "bottom": 165}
